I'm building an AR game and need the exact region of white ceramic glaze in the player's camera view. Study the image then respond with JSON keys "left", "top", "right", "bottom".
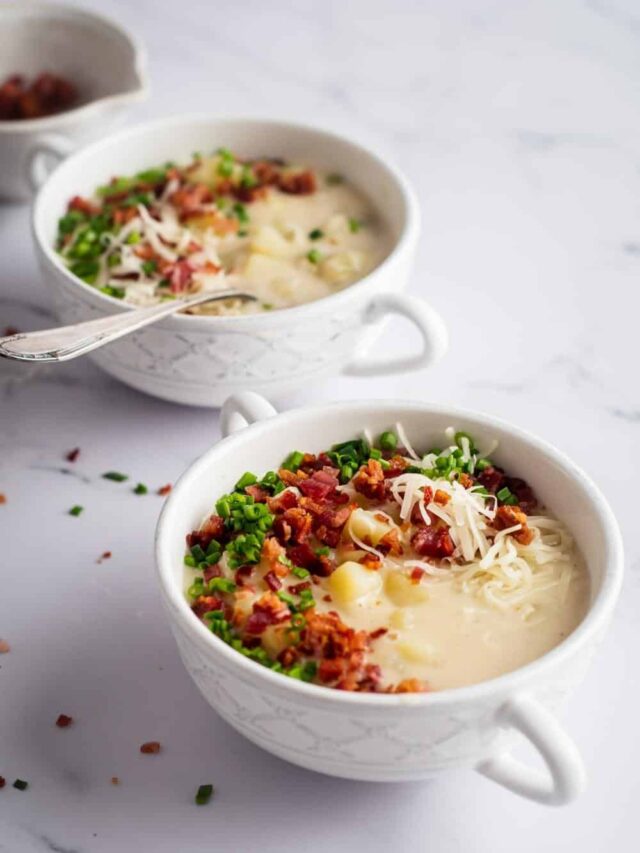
{"left": 155, "top": 392, "right": 623, "bottom": 804}
{"left": 32, "top": 116, "right": 448, "bottom": 406}
{"left": 0, "top": 2, "right": 148, "bottom": 200}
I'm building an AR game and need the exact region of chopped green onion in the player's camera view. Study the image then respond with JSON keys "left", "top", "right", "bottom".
{"left": 191, "top": 544, "right": 207, "bottom": 563}
{"left": 235, "top": 471, "right": 258, "bottom": 491}
{"left": 141, "top": 259, "right": 157, "bottom": 276}
{"left": 315, "top": 546, "right": 330, "bottom": 556}
{"left": 69, "top": 505, "right": 83, "bottom": 517}
{"left": 133, "top": 483, "right": 148, "bottom": 495}
{"left": 207, "top": 577, "right": 236, "bottom": 594}
{"left": 125, "top": 231, "right": 140, "bottom": 245}
{"left": 13, "top": 779, "right": 28, "bottom": 791}
{"left": 282, "top": 450, "right": 304, "bottom": 472}
{"left": 217, "top": 159, "right": 234, "bottom": 178}
{"left": 99, "top": 285, "right": 126, "bottom": 299}
{"left": 379, "top": 430, "right": 398, "bottom": 450}
{"left": 291, "top": 566, "right": 310, "bottom": 579}
{"left": 475, "top": 458, "right": 492, "bottom": 472}
{"left": 309, "top": 228, "right": 324, "bottom": 240}
{"left": 348, "top": 217, "right": 361, "bottom": 233}
{"left": 184, "top": 554, "right": 197, "bottom": 568}
{"left": 307, "top": 249, "right": 322, "bottom": 264}
{"left": 195, "top": 783, "right": 214, "bottom": 805}
{"left": 232, "top": 202, "right": 249, "bottom": 224}
{"left": 277, "top": 590, "right": 297, "bottom": 609}
{"left": 496, "top": 486, "right": 518, "bottom": 505}
{"left": 102, "top": 471, "right": 128, "bottom": 482}
{"left": 326, "top": 173, "right": 343, "bottom": 185}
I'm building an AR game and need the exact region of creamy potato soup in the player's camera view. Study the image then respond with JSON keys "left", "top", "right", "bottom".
{"left": 182, "top": 427, "right": 589, "bottom": 693}
{"left": 56, "top": 149, "right": 391, "bottom": 314}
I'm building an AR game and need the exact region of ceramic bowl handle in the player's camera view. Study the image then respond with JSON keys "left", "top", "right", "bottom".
{"left": 343, "top": 292, "right": 448, "bottom": 378}
{"left": 27, "top": 133, "right": 75, "bottom": 193}
{"left": 476, "top": 694, "right": 586, "bottom": 805}
{"left": 220, "top": 392, "right": 278, "bottom": 438}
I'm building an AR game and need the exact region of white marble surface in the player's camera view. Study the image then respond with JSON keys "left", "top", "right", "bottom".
{"left": 0, "top": 0, "right": 638, "bottom": 849}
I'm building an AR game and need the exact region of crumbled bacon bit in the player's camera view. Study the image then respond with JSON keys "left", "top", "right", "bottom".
{"left": 55, "top": 714, "right": 73, "bottom": 728}
{"left": 187, "top": 514, "right": 226, "bottom": 549}
{"left": 170, "top": 183, "right": 213, "bottom": 218}
{"left": 383, "top": 456, "right": 409, "bottom": 479}
{"left": 267, "top": 489, "right": 298, "bottom": 513}
{"left": 244, "top": 592, "right": 290, "bottom": 634}
{"left": 0, "top": 494, "right": 5, "bottom": 505}
{"left": 261, "top": 537, "right": 288, "bottom": 576}
{"left": 111, "top": 776, "right": 120, "bottom": 785}
{"left": 280, "top": 507, "right": 313, "bottom": 544}
{"left": 264, "top": 570, "right": 282, "bottom": 591}
{"left": 140, "top": 741, "right": 161, "bottom": 755}
{"left": 504, "top": 477, "right": 537, "bottom": 514}
{"left": 0, "top": 776, "right": 5, "bottom": 788}
{"left": 168, "top": 259, "right": 193, "bottom": 294}
{"left": 410, "top": 567, "right": 425, "bottom": 583}
{"left": 68, "top": 194, "right": 98, "bottom": 216}
{"left": 353, "top": 459, "right": 386, "bottom": 501}
{"left": 378, "top": 528, "right": 403, "bottom": 556}
{"left": 0, "top": 639, "right": 10, "bottom": 654}
{"left": 389, "top": 678, "right": 428, "bottom": 694}
{"left": 457, "top": 473, "right": 474, "bottom": 490}
{"left": 245, "top": 484, "right": 269, "bottom": 503}
{"left": 3, "top": 326, "right": 20, "bottom": 337}
{"left": 287, "top": 542, "right": 333, "bottom": 576}
{"left": 96, "top": 550, "right": 112, "bottom": 564}
{"left": 494, "top": 505, "right": 535, "bottom": 545}
{"left": 278, "top": 170, "right": 316, "bottom": 195}
{"left": 370, "top": 627, "right": 388, "bottom": 640}
{"left": 411, "top": 524, "right": 455, "bottom": 559}
{"left": 191, "top": 595, "right": 223, "bottom": 618}
{"left": 434, "top": 489, "right": 450, "bottom": 505}
{"left": 157, "top": 484, "right": 172, "bottom": 496}
{"left": 477, "top": 465, "right": 504, "bottom": 494}
{"left": 65, "top": 447, "right": 80, "bottom": 463}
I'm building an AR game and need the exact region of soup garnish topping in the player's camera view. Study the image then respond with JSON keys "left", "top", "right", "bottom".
{"left": 183, "top": 427, "right": 588, "bottom": 693}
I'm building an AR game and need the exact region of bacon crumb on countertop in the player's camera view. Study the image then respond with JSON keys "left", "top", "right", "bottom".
{"left": 0, "top": 494, "right": 6, "bottom": 505}
{"left": 0, "top": 639, "right": 10, "bottom": 654}
{"left": 97, "top": 551, "right": 112, "bottom": 564}
{"left": 65, "top": 447, "right": 80, "bottom": 463}
{"left": 111, "top": 776, "right": 120, "bottom": 785}
{"left": 140, "top": 741, "right": 161, "bottom": 755}
{"left": 56, "top": 714, "right": 73, "bottom": 728}
{"left": 0, "top": 777, "right": 5, "bottom": 788}
{"left": 3, "top": 326, "right": 20, "bottom": 336}
{"left": 157, "top": 484, "right": 172, "bottom": 496}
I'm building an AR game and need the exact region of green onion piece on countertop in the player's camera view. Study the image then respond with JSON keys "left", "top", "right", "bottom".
{"left": 195, "top": 784, "right": 214, "bottom": 805}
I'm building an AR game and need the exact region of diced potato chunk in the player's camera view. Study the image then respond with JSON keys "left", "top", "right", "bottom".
{"left": 384, "top": 571, "right": 429, "bottom": 607}
{"left": 397, "top": 640, "right": 441, "bottom": 666}
{"left": 328, "top": 560, "right": 382, "bottom": 606}
{"left": 250, "top": 224, "right": 301, "bottom": 259}
{"left": 389, "top": 609, "right": 415, "bottom": 630}
{"left": 347, "top": 508, "right": 394, "bottom": 546}
{"left": 261, "top": 624, "right": 292, "bottom": 658}
{"left": 321, "top": 250, "right": 365, "bottom": 285}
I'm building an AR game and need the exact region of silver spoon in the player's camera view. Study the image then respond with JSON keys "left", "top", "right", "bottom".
{"left": 0, "top": 290, "right": 257, "bottom": 363}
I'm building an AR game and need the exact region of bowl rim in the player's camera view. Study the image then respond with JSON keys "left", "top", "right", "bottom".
{"left": 0, "top": 0, "right": 148, "bottom": 134}
{"left": 155, "top": 398, "right": 624, "bottom": 708}
{"left": 32, "top": 114, "right": 420, "bottom": 326}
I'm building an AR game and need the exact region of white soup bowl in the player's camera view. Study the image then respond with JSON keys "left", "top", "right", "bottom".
{"left": 155, "top": 392, "right": 623, "bottom": 805}
{"left": 32, "top": 116, "right": 447, "bottom": 407}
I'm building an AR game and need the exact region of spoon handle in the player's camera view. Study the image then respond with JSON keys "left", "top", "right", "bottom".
{"left": 0, "top": 290, "right": 256, "bottom": 363}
